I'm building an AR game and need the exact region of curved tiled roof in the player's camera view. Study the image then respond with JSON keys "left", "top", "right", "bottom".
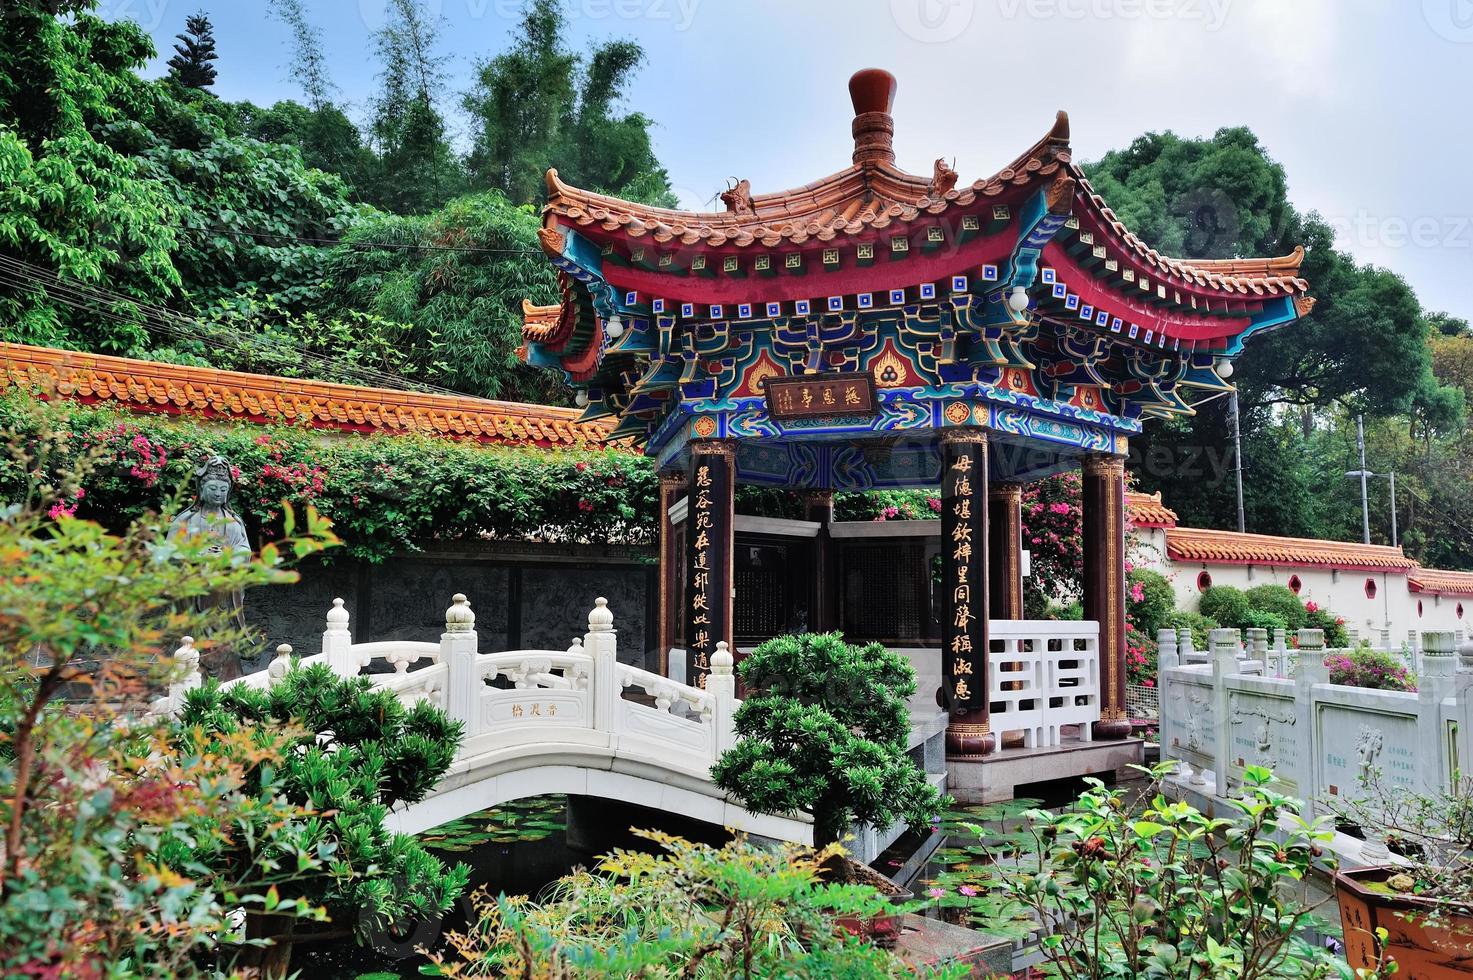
{"left": 1165, "top": 526, "right": 1416, "bottom": 571}
{"left": 1408, "top": 568, "right": 1473, "bottom": 595}
{"left": 542, "top": 111, "right": 1072, "bottom": 251}
{"left": 1067, "top": 172, "right": 1310, "bottom": 300}
{"left": 1125, "top": 491, "right": 1177, "bottom": 528}
{"left": 0, "top": 343, "right": 613, "bottom": 448}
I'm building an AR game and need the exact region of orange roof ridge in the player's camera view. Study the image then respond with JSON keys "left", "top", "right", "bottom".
{"left": 1, "top": 342, "right": 612, "bottom": 449}
{"left": 1125, "top": 490, "right": 1177, "bottom": 527}
{"left": 1408, "top": 567, "right": 1473, "bottom": 596}
{"left": 1166, "top": 524, "right": 1416, "bottom": 571}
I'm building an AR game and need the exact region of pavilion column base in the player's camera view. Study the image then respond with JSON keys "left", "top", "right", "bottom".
{"left": 945, "top": 719, "right": 995, "bottom": 759}
{"left": 1092, "top": 710, "right": 1132, "bottom": 741}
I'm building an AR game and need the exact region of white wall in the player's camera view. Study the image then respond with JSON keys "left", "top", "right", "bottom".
{"left": 1132, "top": 525, "right": 1472, "bottom": 646}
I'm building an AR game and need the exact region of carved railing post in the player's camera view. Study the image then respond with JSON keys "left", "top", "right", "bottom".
{"left": 1156, "top": 628, "right": 1180, "bottom": 778}
{"left": 1420, "top": 632, "right": 1457, "bottom": 795}
{"left": 1178, "top": 627, "right": 1197, "bottom": 664}
{"left": 323, "top": 598, "right": 355, "bottom": 677}
{"left": 1210, "top": 628, "right": 1239, "bottom": 798}
{"left": 585, "top": 597, "right": 617, "bottom": 732}
{"left": 442, "top": 594, "right": 478, "bottom": 735}
{"left": 1272, "top": 628, "right": 1288, "bottom": 678}
{"left": 1294, "top": 629, "right": 1327, "bottom": 815}
{"left": 707, "top": 640, "right": 737, "bottom": 759}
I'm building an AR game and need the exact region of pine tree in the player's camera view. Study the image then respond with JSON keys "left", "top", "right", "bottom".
{"left": 166, "top": 11, "right": 218, "bottom": 90}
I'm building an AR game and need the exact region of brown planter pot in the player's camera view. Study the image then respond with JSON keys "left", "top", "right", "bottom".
{"left": 832, "top": 858, "right": 911, "bottom": 949}
{"left": 1337, "top": 867, "right": 1473, "bottom": 976}
{"left": 833, "top": 893, "right": 909, "bottom": 949}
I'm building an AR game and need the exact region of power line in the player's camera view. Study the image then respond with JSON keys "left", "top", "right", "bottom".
{"left": 210, "top": 227, "right": 543, "bottom": 256}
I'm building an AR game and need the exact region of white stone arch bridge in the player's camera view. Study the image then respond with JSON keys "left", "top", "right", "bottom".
{"left": 154, "top": 596, "right": 812, "bottom": 845}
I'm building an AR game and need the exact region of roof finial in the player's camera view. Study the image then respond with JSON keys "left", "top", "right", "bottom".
{"left": 848, "top": 68, "right": 897, "bottom": 167}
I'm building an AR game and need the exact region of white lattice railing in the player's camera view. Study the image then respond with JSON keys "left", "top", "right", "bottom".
{"left": 154, "top": 596, "right": 741, "bottom": 781}
{"left": 989, "top": 620, "right": 1101, "bottom": 749}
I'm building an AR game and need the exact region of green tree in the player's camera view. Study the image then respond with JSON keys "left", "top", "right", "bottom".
{"left": 324, "top": 191, "right": 560, "bottom": 399}
{"left": 166, "top": 11, "right": 218, "bottom": 90}
{"left": 1087, "top": 128, "right": 1464, "bottom": 536}
{"left": 711, "top": 633, "right": 945, "bottom": 880}
{"left": 234, "top": 99, "right": 379, "bottom": 202}
{"left": 266, "top": 0, "right": 336, "bottom": 111}
{"left": 364, "top": 0, "right": 464, "bottom": 213}
{"left": 0, "top": 1, "right": 180, "bottom": 351}
{"left": 463, "top": 0, "right": 675, "bottom": 205}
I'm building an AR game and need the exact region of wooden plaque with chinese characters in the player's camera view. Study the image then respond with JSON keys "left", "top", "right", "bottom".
{"left": 763, "top": 372, "right": 877, "bottom": 420}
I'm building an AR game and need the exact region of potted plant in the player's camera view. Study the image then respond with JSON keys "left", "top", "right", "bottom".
{"left": 710, "top": 632, "right": 945, "bottom": 943}
{"left": 1329, "top": 771, "right": 1473, "bottom": 974}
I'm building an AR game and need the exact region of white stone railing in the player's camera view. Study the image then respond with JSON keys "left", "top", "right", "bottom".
{"left": 155, "top": 596, "right": 741, "bottom": 779}
{"left": 1159, "top": 627, "right": 1473, "bottom": 859}
{"left": 990, "top": 619, "right": 1101, "bottom": 748}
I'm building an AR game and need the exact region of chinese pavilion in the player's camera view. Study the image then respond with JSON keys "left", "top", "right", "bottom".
{"left": 523, "top": 69, "right": 1311, "bottom": 759}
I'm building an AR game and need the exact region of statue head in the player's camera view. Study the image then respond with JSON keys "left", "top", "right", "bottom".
{"left": 194, "top": 456, "right": 235, "bottom": 509}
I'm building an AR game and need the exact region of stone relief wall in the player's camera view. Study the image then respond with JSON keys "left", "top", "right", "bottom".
{"left": 242, "top": 547, "right": 656, "bottom": 672}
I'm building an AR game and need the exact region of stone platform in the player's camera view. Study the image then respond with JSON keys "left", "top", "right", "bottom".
{"left": 947, "top": 735, "right": 1146, "bottom": 804}
{"left": 894, "top": 913, "right": 1013, "bottom": 976}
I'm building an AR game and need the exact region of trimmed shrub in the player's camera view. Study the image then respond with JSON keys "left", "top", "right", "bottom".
{"left": 1241, "top": 609, "right": 1289, "bottom": 636}
{"left": 1165, "top": 610, "right": 1219, "bottom": 651}
{"left": 1245, "top": 584, "right": 1308, "bottom": 631}
{"left": 1198, "top": 585, "right": 1252, "bottom": 630}
{"left": 1127, "top": 568, "right": 1176, "bottom": 638}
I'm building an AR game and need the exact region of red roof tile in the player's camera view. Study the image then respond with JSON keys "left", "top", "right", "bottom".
{"left": 1165, "top": 526, "right": 1416, "bottom": 571}
{"left": 1408, "top": 568, "right": 1473, "bottom": 595}
{"left": 1, "top": 343, "right": 613, "bottom": 449}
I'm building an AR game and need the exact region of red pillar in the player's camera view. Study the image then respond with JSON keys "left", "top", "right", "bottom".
{"left": 1083, "top": 454, "right": 1131, "bottom": 739}
{"left": 941, "top": 427, "right": 992, "bottom": 757}
{"left": 988, "top": 483, "right": 1025, "bottom": 620}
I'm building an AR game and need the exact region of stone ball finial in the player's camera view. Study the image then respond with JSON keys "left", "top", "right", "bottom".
{"left": 1459, "top": 634, "right": 1473, "bottom": 670}
{"left": 567, "top": 635, "right": 584, "bottom": 655}
{"left": 445, "top": 593, "right": 475, "bottom": 632}
{"left": 712, "top": 640, "right": 733, "bottom": 675}
{"left": 326, "top": 597, "right": 349, "bottom": 631}
{"left": 268, "top": 643, "right": 293, "bottom": 680}
{"left": 588, "top": 597, "right": 614, "bottom": 632}
{"left": 175, "top": 636, "right": 199, "bottom": 667}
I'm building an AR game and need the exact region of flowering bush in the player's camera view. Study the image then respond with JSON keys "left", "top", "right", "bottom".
{"left": 0, "top": 393, "right": 659, "bottom": 562}
{"left": 1125, "top": 626, "right": 1158, "bottom": 687}
{"left": 1325, "top": 647, "right": 1416, "bottom": 692}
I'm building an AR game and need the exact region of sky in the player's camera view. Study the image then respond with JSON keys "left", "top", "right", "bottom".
{"left": 110, "top": 0, "right": 1473, "bottom": 317}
